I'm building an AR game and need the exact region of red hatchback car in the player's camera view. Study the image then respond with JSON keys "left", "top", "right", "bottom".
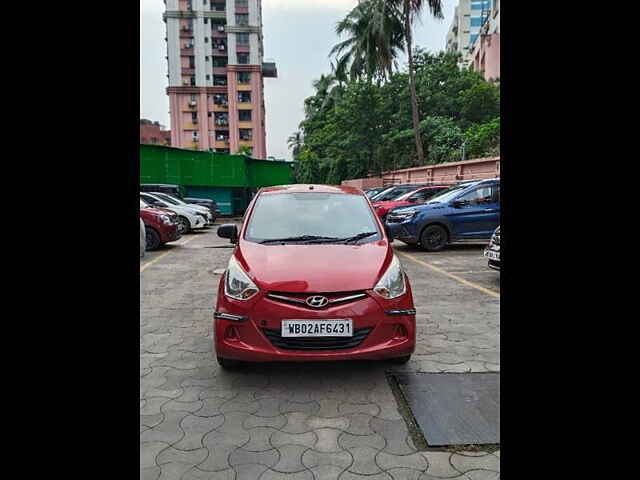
{"left": 140, "top": 200, "right": 181, "bottom": 250}
{"left": 372, "top": 185, "right": 449, "bottom": 221}
{"left": 214, "top": 184, "right": 416, "bottom": 368}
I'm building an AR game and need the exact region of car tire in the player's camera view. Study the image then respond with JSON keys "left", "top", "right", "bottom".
{"left": 217, "top": 356, "right": 243, "bottom": 369}
{"left": 178, "top": 216, "right": 191, "bottom": 235}
{"left": 420, "top": 225, "right": 448, "bottom": 252}
{"left": 389, "top": 355, "right": 411, "bottom": 365}
{"left": 145, "top": 228, "right": 161, "bottom": 251}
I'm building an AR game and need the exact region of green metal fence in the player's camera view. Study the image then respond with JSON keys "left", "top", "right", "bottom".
{"left": 140, "top": 144, "right": 294, "bottom": 214}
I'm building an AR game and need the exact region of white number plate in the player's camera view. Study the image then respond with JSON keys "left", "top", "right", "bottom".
{"left": 484, "top": 250, "right": 500, "bottom": 261}
{"left": 281, "top": 319, "right": 353, "bottom": 337}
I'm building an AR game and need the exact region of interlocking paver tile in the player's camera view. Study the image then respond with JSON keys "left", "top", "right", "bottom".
{"left": 370, "top": 418, "right": 414, "bottom": 455}
{"left": 386, "top": 468, "right": 424, "bottom": 480}
{"left": 241, "top": 426, "right": 279, "bottom": 452}
{"left": 161, "top": 399, "right": 204, "bottom": 414}
{"left": 229, "top": 447, "right": 280, "bottom": 468}
{"left": 141, "top": 466, "right": 161, "bottom": 480}
{"left": 306, "top": 415, "right": 350, "bottom": 431}
{"left": 271, "top": 430, "right": 317, "bottom": 449}
{"left": 343, "top": 413, "right": 374, "bottom": 435}
{"left": 315, "top": 399, "right": 342, "bottom": 418}
{"left": 254, "top": 397, "right": 284, "bottom": 417}
{"left": 141, "top": 397, "right": 172, "bottom": 416}
{"left": 339, "top": 471, "right": 393, "bottom": 480}
{"left": 376, "top": 451, "right": 428, "bottom": 472}
{"left": 347, "top": 446, "right": 383, "bottom": 475}
{"left": 272, "top": 444, "right": 309, "bottom": 473}
{"left": 338, "top": 432, "right": 386, "bottom": 451}
{"left": 312, "top": 428, "right": 343, "bottom": 453}
{"left": 338, "top": 402, "right": 380, "bottom": 416}
{"left": 141, "top": 413, "right": 166, "bottom": 429}
{"left": 156, "top": 447, "right": 208, "bottom": 466}
{"left": 196, "top": 443, "right": 237, "bottom": 472}
{"left": 244, "top": 413, "right": 288, "bottom": 430}
{"left": 450, "top": 452, "right": 499, "bottom": 474}
{"left": 462, "top": 471, "right": 500, "bottom": 480}
{"left": 182, "top": 467, "right": 235, "bottom": 480}
{"left": 173, "top": 414, "right": 225, "bottom": 450}
{"left": 302, "top": 449, "right": 353, "bottom": 469}
{"left": 205, "top": 411, "right": 252, "bottom": 447}
{"left": 280, "top": 400, "right": 321, "bottom": 416}
{"left": 234, "top": 463, "right": 270, "bottom": 480}
{"left": 282, "top": 412, "right": 313, "bottom": 433}
{"left": 197, "top": 396, "right": 234, "bottom": 417}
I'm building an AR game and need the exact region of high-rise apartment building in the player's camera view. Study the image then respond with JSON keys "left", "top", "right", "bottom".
{"left": 163, "top": 0, "right": 277, "bottom": 157}
{"left": 446, "top": 0, "right": 492, "bottom": 68}
{"left": 469, "top": 0, "right": 499, "bottom": 81}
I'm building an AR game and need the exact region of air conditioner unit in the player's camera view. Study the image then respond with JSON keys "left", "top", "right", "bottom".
{"left": 218, "top": 26, "right": 225, "bottom": 32}
{"left": 189, "top": 101, "right": 197, "bottom": 106}
{"left": 219, "top": 45, "right": 225, "bottom": 50}
{"left": 183, "top": 80, "right": 190, "bottom": 85}
{"left": 193, "top": 119, "right": 199, "bottom": 124}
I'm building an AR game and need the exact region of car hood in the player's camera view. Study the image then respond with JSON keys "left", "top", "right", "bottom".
{"left": 236, "top": 240, "right": 392, "bottom": 293}
{"left": 141, "top": 207, "right": 175, "bottom": 217}
{"left": 374, "top": 200, "right": 410, "bottom": 210}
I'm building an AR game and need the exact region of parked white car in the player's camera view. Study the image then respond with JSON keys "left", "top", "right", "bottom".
{"left": 150, "top": 192, "right": 214, "bottom": 227}
{"left": 140, "top": 218, "right": 146, "bottom": 258}
{"left": 140, "top": 192, "right": 206, "bottom": 234}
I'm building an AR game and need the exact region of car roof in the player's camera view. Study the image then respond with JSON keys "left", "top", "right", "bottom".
{"left": 259, "top": 184, "right": 364, "bottom": 195}
{"left": 141, "top": 183, "right": 179, "bottom": 187}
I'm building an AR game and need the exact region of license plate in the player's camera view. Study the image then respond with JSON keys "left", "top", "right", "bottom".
{"left": 484, "top": 250, "right": 500, "bottom": 261}
{"left": 281, "top": 319, "right": 353, "bottom": 337}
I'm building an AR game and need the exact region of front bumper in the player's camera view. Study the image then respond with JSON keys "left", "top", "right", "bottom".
{"left": 159, "top": 224, "right": 180, "bottom": 243}
{"left": 214, "top": 282, "right": 416, "bottom": 363}
{"left": 387, "top": 221, "right": 419, "bottom": 244}
{"left": 484, "top": 247, "right": 500, "bottom": 271}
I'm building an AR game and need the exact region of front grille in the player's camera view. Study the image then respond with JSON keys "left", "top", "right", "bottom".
{"left": 262, "top": 327, "right": 373, "bottom": 351}
{"left": 266, "top": 291, "right": 368, "bottom": 308}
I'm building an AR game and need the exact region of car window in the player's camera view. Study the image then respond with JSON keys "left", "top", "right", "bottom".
{"left": 457, "top": 185, "right": 495, "bottom": 205}
{"left": 155, "top": 193, "right": 181, "bottom": 206}
{"left": 426, "top": 184, "right": 476, "bottom": 204}
{"left": 245, "top": 193, "right": 381, "bottom": 242}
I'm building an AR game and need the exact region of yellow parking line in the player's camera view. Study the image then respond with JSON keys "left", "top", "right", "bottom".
{"left": 397, "top": 251, "right": 500, "bottom": 298}
{"left": 140, "top": 235, "right": 199, "bottom": 273}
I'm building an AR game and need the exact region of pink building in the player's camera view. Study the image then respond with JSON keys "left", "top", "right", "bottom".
{"left": 163, "top": 0, "right": 277, "bottom": 157}
{"left": 469, "top": 0, "right": 500, "bottom": 82}
{"left": 140, "top": 120, "right": 171, "bottom": 146}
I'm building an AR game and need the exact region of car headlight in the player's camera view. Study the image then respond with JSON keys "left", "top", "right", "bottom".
{"left": 224, "top": 256, "right": 259, "bottom": 301}
{"left": 373, "top": 254, "right": 406, "bottom": 299}
{"left": 159, "top": 214, "right": 172, "bottom": 225}
{"left": 391, "top": 210, "right": 417, "bottom": 221}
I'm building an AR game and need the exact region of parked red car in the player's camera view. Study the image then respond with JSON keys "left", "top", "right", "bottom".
{"left": 214, "top": 184, "right": 416, "bottom": 368}
{"left": 372, "top": 185, "right": 449, "bottom": 220}
{"left": 139, "top": 200, "right": 181, "bottom": 250}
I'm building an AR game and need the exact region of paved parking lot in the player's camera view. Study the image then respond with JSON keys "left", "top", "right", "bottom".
{"left": 140, "top": 225, "right": 500, "bottom": 480}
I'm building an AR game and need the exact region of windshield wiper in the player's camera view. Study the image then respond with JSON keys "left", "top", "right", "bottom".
{"left": 259, "top": 235, "right": 340, "bottom": 244}
{"left": 339, "top": 232, "right": 378, "bottom": 244}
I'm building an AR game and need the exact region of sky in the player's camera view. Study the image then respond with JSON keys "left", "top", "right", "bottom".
{"left": 140, "top": 0, "right": 456, "bottom": 160}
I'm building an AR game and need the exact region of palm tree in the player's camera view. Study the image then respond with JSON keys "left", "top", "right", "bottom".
{"left": 287, "top": 131, "right": 304, "bottom": 158}
{"left": 330, "top": 0, "right": 405, "bottom": 82}
{"left": 392, "top": 0, "right": 443, "bottom": 164}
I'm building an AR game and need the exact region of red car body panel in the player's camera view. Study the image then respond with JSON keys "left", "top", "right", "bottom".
{"left": 372, "top": 185, "right": 449, "bottom": 219}
{"left": 140, "top": 207, "right": 180, "bottom": 244}
{"left": 214, "top": 184, "right": 416, "bottom": 363}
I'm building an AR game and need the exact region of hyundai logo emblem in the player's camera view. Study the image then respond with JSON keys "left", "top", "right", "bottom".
{"left": 306, "top": 295, "right": 329, "bottom": 308}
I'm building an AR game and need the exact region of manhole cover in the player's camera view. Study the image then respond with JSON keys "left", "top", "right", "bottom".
{"left": 390, "top": 372, "right": 499, "bottom": 447}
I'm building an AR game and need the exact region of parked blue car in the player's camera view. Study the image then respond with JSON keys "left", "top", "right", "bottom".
{"left": 386, "top": 179, "right": 500, "bottom": 251}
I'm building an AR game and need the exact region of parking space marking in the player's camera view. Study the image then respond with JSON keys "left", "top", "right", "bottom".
{"left": 397, "top": 251, "right": 500, "bottom": 298}
{"left": 140, "top": 235, "right": 199, "bottom": 273}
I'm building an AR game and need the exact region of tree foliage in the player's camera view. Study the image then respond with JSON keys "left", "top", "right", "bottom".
{"left": 292, "top": 50, "right": 500, "bottom": 185}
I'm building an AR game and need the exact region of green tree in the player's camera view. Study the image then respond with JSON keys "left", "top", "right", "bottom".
{"left": 287, "top": 131, "right": 304, "bottom": 158}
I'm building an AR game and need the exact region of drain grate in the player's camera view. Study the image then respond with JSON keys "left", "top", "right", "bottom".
{"left": 388, "top": 372, "right": 500, "bottom": 448}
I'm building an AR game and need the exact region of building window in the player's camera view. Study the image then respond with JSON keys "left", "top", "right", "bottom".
{"left": 237, "top": 33, "right": 250, "bottom": 45}
{"left": 236, "top": 0, "right": 249, "bottom": 7}
{"left": 238, "top": 53, "right": 250, "bottom": 65}
{"left": 191, "top": 112, "right": 198, "bottom": 122}
{"left": 189, "top": 56, "right": 195, "bottom": 68}
{"left": 237, "top": 72, "right": 251, "bottom": 84}
{"left": 213, "top": 57, "right": 228, "bottom": 67}
{"left": 239, "top": 110, "right": 252, "bottom": 122}
{"left": 190, "top": 76, "right": 196, "bottom": 86}
{"left": 213, "top": 75, "right": 227, "bottom": 86}
{"left": 204, "top": 18, "right": 208, "bottom": 24}
{"left": 214, "top": 112, "right": 229, "bottom": 127}
{"left": 470, "top": 17, "right": 484, "bottom": 27}
{"left": 206, "top": 74, "right": 211, "bottom": 80}
{"left": 236, "top": 14, "right": 249, "bottom": 26}
{"left": 191, "top": 94, "right": 197, "bottom": 101}
{"left": 239, "top": 128, "right": 252, "bottom": 141}
{"left": 238, "top": 91, "right": 251, "bottom": 103}
{"left": 212, "top": 1, "right": 225, "bottom": 12}
{"left": 205, "top": 56, "right": 209, "bottom": 62}
{"left": 213, "top": 93, "right": 229, "bottom": 106}
{"left": 204, "top": 37, "right": 209, "bottom": 43}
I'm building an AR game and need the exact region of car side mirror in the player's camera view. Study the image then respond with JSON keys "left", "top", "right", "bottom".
{"left": 217, "top": 224, "right": 238, "bottom": 243}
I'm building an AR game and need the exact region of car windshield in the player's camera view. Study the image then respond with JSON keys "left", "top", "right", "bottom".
{"left": 154, "top": 193, "right": 183, "bottom": 205}
{"left": 374, "top": 186, "right": 418, "bottom": 202}
{"left": 426, "top": 183, "right": 478, "bottom": 204}
{"left": 245, "top": 192, "right": 381, "bottom": 243}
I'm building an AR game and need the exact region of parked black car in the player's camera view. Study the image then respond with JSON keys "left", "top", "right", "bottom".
{"left": 364, "top": 187, "right": 387, "bottom": 199}
{"left": 484, "top": 226, "right": 500, "bottom": 271}
{"left": 140, "top": 184, "right": 220, "bottom": 220}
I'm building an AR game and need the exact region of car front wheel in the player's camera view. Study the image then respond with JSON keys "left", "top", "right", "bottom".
{"left": 145, "top": 229, "right": 161, "bottom": 251}
{"left": 178, "top": 216, "right": 191, "bottom": 235}
{"left": 420, "top": 225, "right": 448, "bottom": 252}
